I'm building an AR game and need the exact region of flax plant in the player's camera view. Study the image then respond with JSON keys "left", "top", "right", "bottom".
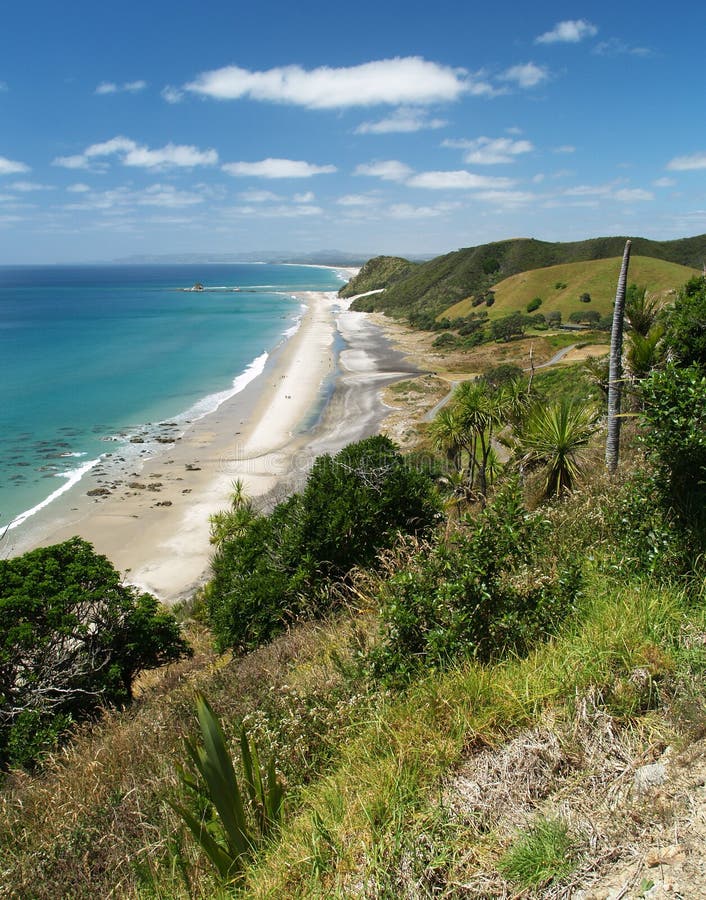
{"left": 171, "top": 693, "right": 284, "bottom": 883}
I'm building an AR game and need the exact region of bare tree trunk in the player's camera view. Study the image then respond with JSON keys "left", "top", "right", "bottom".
{"left": 606, "top": 239, "right": 632, "bottom": 474}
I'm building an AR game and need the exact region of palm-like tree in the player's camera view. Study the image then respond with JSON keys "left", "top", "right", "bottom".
{"left": 453, "top": 381, "right": 495, "bottom": 496}
{"left": 428, "top": 406, "right": 465, "bottom": 473}
{"left": 518, "top": 399, "right": 598, "bottom": 499}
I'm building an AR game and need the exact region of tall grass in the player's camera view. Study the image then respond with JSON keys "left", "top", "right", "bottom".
{"left": 241, "top": 577, "right": 700, "bottom": 896}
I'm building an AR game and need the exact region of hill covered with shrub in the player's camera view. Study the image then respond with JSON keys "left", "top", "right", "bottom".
{"left": 347, "top": 233, "right": 706, "bottom": 325}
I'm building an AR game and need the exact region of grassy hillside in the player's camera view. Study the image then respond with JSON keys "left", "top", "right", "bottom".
{"left": 442, "top": 255, "right": 699, "bottom": 321}
{"left": 338, "top": 255, "right": 417, "bottom": 298}
{"left": 349, "top": 234, "right": 706, "bottom": 324}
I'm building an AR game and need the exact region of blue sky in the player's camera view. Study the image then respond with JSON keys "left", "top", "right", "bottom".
{"left": 1, "top": 0, "right": 705, "bottom": 264}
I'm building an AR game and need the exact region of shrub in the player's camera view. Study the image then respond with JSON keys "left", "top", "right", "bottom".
{"left": 0, "top": 538, "right": 191, "bottom": 769}
{"left": 526, "top": 297, "right": 542, "bottom": 313}
{"left": 547, "top": 310, "right": 562, "bottom": 326}
{"left": 579, "top": 292, "right": 591, "bottom": 303}
{"left": 482, "top": 363, "right": 524, "bottom": 389}
{"left": 568, "top": 310, "right": 600, "bottom": 326}
{"left": 370, "top": 481, "right": 581, "bottom": 681}
{"left": 663, "top": 276, "right": 706, "bottom": 370}
{"left": 208, "top": 437, "right": 440, "bottom": 652}
{"left": 640, "top": 364, "right": 706, "bottom": 540}
{"left": 432, "top": 332, "right": 458, "bottom": 349}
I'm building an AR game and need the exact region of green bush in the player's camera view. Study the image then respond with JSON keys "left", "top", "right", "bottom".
{"left": 432, "top": 332, "right": 458, "bottom": 349}
{"left": 526, "top": 297, "right": 543, "bottom": 313}
{"left": 207, "top": 437, "right": 440, "bottom": 652}
{"left": 663, "top": 276, "right": 706, "bottom": 370}
{"left": 568, "top": 310, "right": 600, "bottom": 326}
{"left": 0, "top": 538, "right": 191, "bottom": 769}
{"left": 639, "top": 364, "right": 706, "bottom": 541}
{"left": 370, "top": 481, "right": 581, "bottom": 681}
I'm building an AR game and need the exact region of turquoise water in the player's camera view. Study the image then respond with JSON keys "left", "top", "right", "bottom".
{"left": 0, "top": 264, "right": 343, "bottom": 530}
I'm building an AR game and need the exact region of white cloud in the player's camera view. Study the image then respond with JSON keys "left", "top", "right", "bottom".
{"left": 564, "top": 183, "right": 612, "bottom": 197}
{"left": 227, "top": 202, "right": 323, "bottom": 218}
{"left": 95, "top": 80, "right": 147, "bottom": 95}
{"left": 500, "top": 63, "right": 549, "bottom": 89}
{"left": 337, "top": 194, "right": 378, "bottom": 207}
{"left": 593, "top": 39, "right": 651, "bottom": 57}
{"left": 407, "top": 170, "right": 514, "bottom": 190}
{"left": 67, "top": 183, "right": 91, "bottom": 193}
{"left": 562, "top": 182, "right": 653, "bottom": 202}
{"left": 138, "top": 184, "right": 204, "bottom": 207}
{"left": 52, "top": 154, "right": 91, "bottom": 170}
{"left": 474, "top": 190, "right": 535, "bottom": 206}
{"left": 186, "top": 57, "right": 472, "bottom": 108}
{"left": 222, "top": 158, "right": 336, "bottom": 178}
{"left": 8, "top": 181, "right": 51, "bottom": 191}
{"left": 536, "top": 20, "right": 598, "bottom": 44}
{"left": 123, "top": 143, "right": 218, "bottom": 168}
{"left": 162, "top": 85, "right": 184, "bottom": 104}
{"left": 613, "top": 188, "right": 654, "bottom": 202}
{"left": 443, "top": 136, "right": 533, "bottom": 165}
{"left": 238, "top": 189, "right": 281, "bottom": 203}
{"left": 66, "top": 184, "right": 206, "bottom": 211}
{"left": 667, "top": 152, "right": 706, "bottom": 171}
{"left": 653, "top": 177, "right": 676, "bottom": 187}
{"left": 553, "top": 145, "right": 576, "bottom": 154}
{"left": 354, "top": 160, "right": 413, "bottom": 182}
{"left": 53, "top": 136, "right": 217, "bottom": 170}
{"left": 387, "top": 202, "right": 460, "bottom": 219}
{"left": 293, "top": 191, "right": 315, "bottom": 203}
{"left": 355, "top": 107, "right": 447, "bottom": 134}
{"left": 0, "top": 156, "right": 30, "bottom": 175}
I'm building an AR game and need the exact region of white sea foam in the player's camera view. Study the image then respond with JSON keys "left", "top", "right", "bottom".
{"left": 8, "top": 457, "right": 102, "bottom": 530}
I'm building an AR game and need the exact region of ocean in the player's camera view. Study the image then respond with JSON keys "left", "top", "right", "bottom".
{"left": 0, "top": 263, "right": 344, "bottom": 532}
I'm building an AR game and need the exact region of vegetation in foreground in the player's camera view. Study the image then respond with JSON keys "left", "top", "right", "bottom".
{"left": 0, "top": 275, "right": 704, "bottom": 898}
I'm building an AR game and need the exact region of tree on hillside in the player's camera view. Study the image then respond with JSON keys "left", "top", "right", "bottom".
{"left": 0, "top": 538, "right": 190, "bottom": 769}
{"left": 491, "top": 312, "right": 527, "bottom": 342}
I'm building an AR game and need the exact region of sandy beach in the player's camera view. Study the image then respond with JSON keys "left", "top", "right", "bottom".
{"left": 5, "top": 279, "right": 420, "bottom": 603}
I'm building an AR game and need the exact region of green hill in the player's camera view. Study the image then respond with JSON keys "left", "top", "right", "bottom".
{"left": 442, "top": 255, "right": 700, "bottom": 321}
{"left": 338, "top": 255, "right": 417, "bottom": 298}
{"left": 348, "top": 234, "right": 706, "bottom": 325}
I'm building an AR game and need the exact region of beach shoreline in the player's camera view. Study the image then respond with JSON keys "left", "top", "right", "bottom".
{"left": 4, "top": 275, "right": 420, "bottom": 604}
